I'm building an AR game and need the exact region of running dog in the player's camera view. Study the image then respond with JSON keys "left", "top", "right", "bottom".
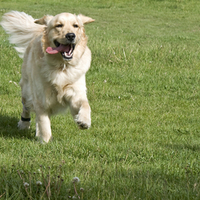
{"left": 1, "top": 11, "right": 94, "bottom": 142}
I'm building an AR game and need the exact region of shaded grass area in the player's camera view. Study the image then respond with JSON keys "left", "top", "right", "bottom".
{"left": 0, "top": 0, "right": 200, "bottom": 199}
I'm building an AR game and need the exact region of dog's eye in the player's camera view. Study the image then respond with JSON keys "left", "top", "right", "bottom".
{"left": 73, "top": 24, "right": 79, "bottom": 28}
{"left": 56, "top": 24, "right": 63, "bottom": 28}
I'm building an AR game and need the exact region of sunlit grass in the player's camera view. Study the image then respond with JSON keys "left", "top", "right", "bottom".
{"left": 0, "top": 0, "right": 200, "bottom": 199}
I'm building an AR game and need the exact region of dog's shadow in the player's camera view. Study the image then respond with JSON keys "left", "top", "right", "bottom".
{"left": 0, "top": 114, "right": 35, "bottom": 140}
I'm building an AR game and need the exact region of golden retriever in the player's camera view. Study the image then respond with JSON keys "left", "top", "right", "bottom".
{"left": 1, "top": 11, "right": 94, "bottom": 142}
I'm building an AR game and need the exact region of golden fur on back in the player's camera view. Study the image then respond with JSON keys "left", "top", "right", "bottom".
{"left": 1, "top": 11, "right": 94, "bottom": 142}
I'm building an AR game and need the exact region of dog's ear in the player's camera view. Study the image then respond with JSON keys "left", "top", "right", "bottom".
{"left": 78, "top": 14, "right": 95, "bottom": 25}
{"left": 35, "top": 15, "right": 53, "bottom": 25}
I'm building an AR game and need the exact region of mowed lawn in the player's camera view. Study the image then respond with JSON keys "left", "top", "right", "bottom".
{"left": 0, "top": 0, "right": 200, "bottom": 199}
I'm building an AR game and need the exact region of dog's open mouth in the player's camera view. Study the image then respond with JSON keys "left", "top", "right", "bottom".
{"left": 46, "top": 40, "right": 75, "bottom": 60}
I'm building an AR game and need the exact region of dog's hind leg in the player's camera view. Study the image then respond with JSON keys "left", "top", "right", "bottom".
{"left": 35, "top": 109, "right": 52, "bottom": 143}
{"left": 18, "top": 98, "right": 31, "bottom": 130}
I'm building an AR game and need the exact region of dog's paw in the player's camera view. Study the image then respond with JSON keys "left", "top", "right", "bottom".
{"left": 75, "top": 115, "right": 91, "bottom": 129}
{"left": 36, "top": 135, "right": 53, "bottom": 144}
{"left": 77, "top": 120, "right": 90, "bottom": 129}
{"left": 18, "top": 120, "right": 30, "bottom": 130}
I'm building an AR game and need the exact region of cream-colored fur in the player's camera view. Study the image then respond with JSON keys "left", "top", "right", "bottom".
{"left": 1, "top": 11, "right": 94, "bottom": 143}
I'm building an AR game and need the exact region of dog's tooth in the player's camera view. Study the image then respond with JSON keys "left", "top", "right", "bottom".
{"left": 65, "top": 52, "right": 68, "bottom": 57}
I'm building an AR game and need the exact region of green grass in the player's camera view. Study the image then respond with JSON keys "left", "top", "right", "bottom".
{"left": 0, "top": 0, "right": 200, "bottom": 199}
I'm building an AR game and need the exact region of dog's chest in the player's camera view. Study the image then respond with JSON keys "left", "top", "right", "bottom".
{"left": 49, "top": 65, "right": 79, "bottom": 86}
{"left": 49, "top": 69, "right": 75, "bottom": 104}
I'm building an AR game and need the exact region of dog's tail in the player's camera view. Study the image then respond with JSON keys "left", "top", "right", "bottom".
{"left": 0, "top": 11, "right": 44, "bottom": 58}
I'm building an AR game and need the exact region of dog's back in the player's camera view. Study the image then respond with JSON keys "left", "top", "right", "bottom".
{"left": 0, "top": 11, "right": 44, "bottom": 58}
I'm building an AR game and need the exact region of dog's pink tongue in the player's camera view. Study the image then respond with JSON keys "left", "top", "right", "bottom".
{"left": 46, "top": 44, "right": 70, "bottom": 54}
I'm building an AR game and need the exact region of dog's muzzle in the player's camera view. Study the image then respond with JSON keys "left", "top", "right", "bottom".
{"left": 46, "top": 35, "right": 76, "bottom": 60}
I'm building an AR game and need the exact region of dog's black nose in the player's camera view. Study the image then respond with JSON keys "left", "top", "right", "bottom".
{"left": 66, "top": 33, "right": 76, "bottom": 42}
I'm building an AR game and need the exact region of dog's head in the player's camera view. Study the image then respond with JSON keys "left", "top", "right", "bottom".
{"left": 35, "top": 13, "right": 94, "bottom": 62}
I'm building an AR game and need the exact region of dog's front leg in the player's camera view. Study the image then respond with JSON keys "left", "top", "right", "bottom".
{"left": 35, "top": 112, "right": 52, "bottom": 143}
{"left": 69, "top": 95, "right": 91, "bottom": 129}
